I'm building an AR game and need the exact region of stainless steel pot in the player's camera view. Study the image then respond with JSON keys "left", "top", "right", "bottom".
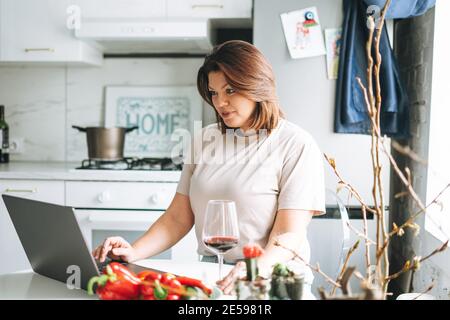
{"left": 72, "top": 125, "right": 138, "bottom": 160}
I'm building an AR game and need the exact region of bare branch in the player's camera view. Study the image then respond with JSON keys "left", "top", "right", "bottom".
{"left": 420, "top": 241, "right": 448, "bottom": 262}
{"left": 394, "top": 191, "right": 409, "bottom": 199}
{"left": 365, "top": 15, "right": 375, "bottom": 115}
{"left": 274, "top": 240, "right": 341, "bottom": 288}
{"left": 412, "top": 282, "right": 435, "bottom": 300}
{"left": 387, "top": 182, "right": 450, "bottom": 239}
{"left": 324, "top": 0, "right": 448, "bottom": 297}
{"left": 385, "top": 241, "right": 448, "bottom": 282}
{"left": 331, "top": 240, "right": 360, "bottom": 295}
{"left": 361, "top": 206, "right": 372, "bottom": 272}
{"left": 356, "top": 77, "right": 374, "bottom": 116}
{"left": 391, "top": 141, "right": 428, "bottom": 166}
{"left": 324, "top": 153, "right": 377, "bottom": 215}
{"left": 347, "top": 221, "right": 377, "bottom": 245}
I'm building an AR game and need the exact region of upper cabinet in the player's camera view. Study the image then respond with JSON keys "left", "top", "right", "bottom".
{"left": 0, "top": 0, "right": 253, "bottom": 66}
{"left": 0, "top": 0, "right": 103, "bottom": 66}
{"left": 74, "top": 0, "right": 167, "bottom": 19}
{"left": 167, "top": 0, "right": 252, "bottom": 19}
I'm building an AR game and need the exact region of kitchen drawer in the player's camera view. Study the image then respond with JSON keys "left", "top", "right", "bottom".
{"left": 167, "top": 0, "right": 252, "bottom": 19}
{"left": 74, "top": 0, "right": 167, "bottom": 18}
{"left": 0, "top": 179, "right": 65, "bottom": 275}
{"left": 65, "top": 181, "right": 177, "bottom": 210}
{"left": 0, "top": 180, "right": 65, "bottom": 204}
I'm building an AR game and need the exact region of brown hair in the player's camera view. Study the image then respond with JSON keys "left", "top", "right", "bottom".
{"left": 197, "top": 40, "right": 284, "bottom": 134}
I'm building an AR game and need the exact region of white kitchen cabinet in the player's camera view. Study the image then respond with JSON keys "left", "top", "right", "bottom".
{"left": 308, "top": 217, "right": 377, "bottom": 294}
{"left": 73, "top": 0, "right": 167, "bottom": 18}
{"left": 0, "top": 180, "right": 65, "bottom": 275}
{"left": 66, "top": 180, "right": 199, "bottom": 262}
{"left": 0, "top": 0, "right": 102, "bottom": 66}
{"left": 167, "top": 0, "right": 252, "bottom": 19}
{"left": 65, "top": 181, "right": 177, "bottom": 210}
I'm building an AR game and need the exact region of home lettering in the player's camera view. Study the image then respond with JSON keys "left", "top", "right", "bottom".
{"left": 126, "top": 112, "right": 180, "bottom": 135}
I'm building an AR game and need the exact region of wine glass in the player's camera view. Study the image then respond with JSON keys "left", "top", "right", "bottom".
{"left": 202, "top": 200, "right": 240, "bottom": 281}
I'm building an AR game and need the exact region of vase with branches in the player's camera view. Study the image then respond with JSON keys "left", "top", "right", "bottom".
{"left": 276, "top": 0, "right": 449, "bottom": 300}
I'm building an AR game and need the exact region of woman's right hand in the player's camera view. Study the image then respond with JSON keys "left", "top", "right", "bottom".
{"left": 92, "top": 236, "right": 138, "bottom": 263}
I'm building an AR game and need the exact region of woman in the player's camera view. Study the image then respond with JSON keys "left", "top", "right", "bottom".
{"left": 93, "top": 40, "right": 325, "bottom": 295}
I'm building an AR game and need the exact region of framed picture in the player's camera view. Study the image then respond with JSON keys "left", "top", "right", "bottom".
{"left": 105, "top": 86, "right": 202, "bottom": 158}
{"left": 325, "top": 28, "right": 342, "bottom": 80}
{"left": 280, "top": 6, "right": 326, "bottom": 59}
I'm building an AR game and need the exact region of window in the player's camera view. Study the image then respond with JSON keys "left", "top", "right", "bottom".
{"left": 425, "top": 0, "right": 450, "bottom": 243}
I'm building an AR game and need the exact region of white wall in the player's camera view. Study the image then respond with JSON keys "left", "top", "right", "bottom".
{"left": 414, "top": 0, "right": 450, "bottom": 299}
{"left": 424, "top": 0, "right": 450, "bottom": 245}
{"left": 0, "top": 67, "right": 66, "bottom": 161}
{"left": 0, "top": 58, "right": 205, "bottom": 162}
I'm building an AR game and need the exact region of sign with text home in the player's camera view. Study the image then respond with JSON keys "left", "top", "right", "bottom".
{"left": 105, "top": 86, "right": 202, "bottom": 158}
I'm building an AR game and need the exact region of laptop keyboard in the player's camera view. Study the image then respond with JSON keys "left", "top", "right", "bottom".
{"left": 96, "top": 260, "right": 109, "bottom": 272}
{"left": 95, "top": 260, "right": 160, "bottom": 275}
{"left": 96, "top": 259, "right": 127, "bottom": 272}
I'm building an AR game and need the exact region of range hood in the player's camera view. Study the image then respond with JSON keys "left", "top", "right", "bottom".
{"left": 75, "top": 18, "right": 214, "bottom": 54}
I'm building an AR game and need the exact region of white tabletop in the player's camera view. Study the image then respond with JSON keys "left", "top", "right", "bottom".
{"left": 0, "top": 269, "right": 97, "bottom": 300}
{"left": 0, "top": 259, "right": 233, "bottom": 300}
{"left": 0, "top": 259, "right": 314, "bottom": 300}
{"left": 0, "top": 161, "right": 181, "bottom": 182}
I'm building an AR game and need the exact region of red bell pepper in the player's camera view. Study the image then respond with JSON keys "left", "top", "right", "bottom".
{"left": 140, "top": 279, "right": 183, "bottom": 300}
{"left": 137, "top": 270, "right": 162, "bottom": 282}
{"left": 97, "top": 289, "right": 128, "bottom": 300}
{"left": 160, "top": 273, "right": 176, "bottom": 284}
{"left": 87, "top": 263, "right": 141, "bottom": 300}
{"left": 161, "top": 275, "right": 182, "bottom": 293}
{"left": 153, "top": 279, "right": 168, "bottom": 300}
{"left": 176, "top": 276, "right": 212, "bottom": 296}
{"left": 107, "top": 262, "right": 141, "bottom": 284}
{"left": 140, "top": 283, "right": 154, "bottom": 297}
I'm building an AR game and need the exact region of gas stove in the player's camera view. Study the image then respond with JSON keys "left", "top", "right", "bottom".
{"left": 76, "top": 157, "right": 183, "bottom": 171}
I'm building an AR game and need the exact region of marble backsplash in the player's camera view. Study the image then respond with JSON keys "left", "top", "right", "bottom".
{"left": 0, "top": 58, "right": 215, "bottom": 162}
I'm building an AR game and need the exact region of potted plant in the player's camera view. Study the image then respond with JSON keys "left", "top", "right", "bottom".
{"left": 269, "top": 263, "right": 304, "bottom": 300}
{"left": 234, "top": 243, "right": 271, "bottom": 300}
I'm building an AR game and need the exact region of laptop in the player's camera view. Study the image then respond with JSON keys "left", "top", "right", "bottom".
{"left": 2, "top": 194, "right": 157, "bottom": 291}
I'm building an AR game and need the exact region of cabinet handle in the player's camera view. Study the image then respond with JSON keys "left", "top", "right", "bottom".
{"left": 24, "top": 48, "right": 55, "bottom": 53}
{"left": 88, "top": 215, "right": 158, "bottom": 224}
{"left": 191, "top": 4, "right": 224, "bottom": 9}
{"left": 149, "top": 193, "right": 159, "bottom": 204}
{"left": 4, "top": 188, "right": 37, "bottom": 193}
{"left": 97, "top": 191, "right": 111, "bottom": 203}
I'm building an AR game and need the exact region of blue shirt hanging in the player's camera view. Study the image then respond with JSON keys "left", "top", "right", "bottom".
{"left": 334, "top": 0, "right": 435, "bottom": 138}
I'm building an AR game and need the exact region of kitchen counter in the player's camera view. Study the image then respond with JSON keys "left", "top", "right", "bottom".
{"left": 0, "top": 259, "right": 234, "bottom": 300}
{"left": 0, "top": 162, "right": 181, "bottom": 182}
{"left": 0, "top": 259, "right": 315, "bottom": 300}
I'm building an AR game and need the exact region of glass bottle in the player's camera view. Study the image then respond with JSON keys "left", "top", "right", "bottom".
{"left": 0, "top": 105, "right": 9, "bottom": 163}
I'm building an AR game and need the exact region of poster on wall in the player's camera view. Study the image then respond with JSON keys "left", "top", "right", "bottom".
{"left": 105, "top": 86, "right": 202, "bottom": 158}
{"left": 280, "top": 6, "right": 326, "bottom": 59}
{"left": 325, "top": 28, "right": 342, "bottom": 80}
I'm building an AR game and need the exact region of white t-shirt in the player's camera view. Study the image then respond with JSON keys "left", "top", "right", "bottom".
{"left": 176, "top": 119, "right": 325, "bottom": 282}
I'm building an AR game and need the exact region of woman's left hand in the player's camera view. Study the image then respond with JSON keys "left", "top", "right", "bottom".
{"left": 216, "top": 261, "right": 246, "bottom": 295}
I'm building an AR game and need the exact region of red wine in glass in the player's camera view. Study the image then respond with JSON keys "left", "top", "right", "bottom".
{"left": 202, "top": 200, "right": 240, "bottom": 280}
{"left": 203, "top": 235, "right": 239, "bottom": 254}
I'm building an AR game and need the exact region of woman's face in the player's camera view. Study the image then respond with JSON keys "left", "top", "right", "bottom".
{"left": 208, "top": 71, "right": 257, "bottom": 131}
